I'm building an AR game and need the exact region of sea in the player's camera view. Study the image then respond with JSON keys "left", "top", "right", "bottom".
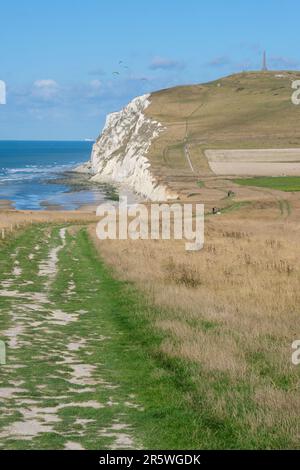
{"left": 0, "top": 140, "right": 118, "bottom": 210}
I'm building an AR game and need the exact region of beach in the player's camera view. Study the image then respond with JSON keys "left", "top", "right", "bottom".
{"left": 0, "top": 140, "right": 121, "bottom": 211}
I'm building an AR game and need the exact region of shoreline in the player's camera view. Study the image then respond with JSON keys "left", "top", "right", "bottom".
{"left": 0, "top": 169, "right": 142, "bottom": 216}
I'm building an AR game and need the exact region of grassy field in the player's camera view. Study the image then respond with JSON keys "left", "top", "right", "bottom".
{"left": 143, "top": 71, "right": 300, "bottom": 197}
{"left": 92, "top": 208, "right": 300, "bottom": 450}
{"left": 0, "top": 217, "right": 299, "bottom": 449}
{"left": 234, "top": 176, "right": 300, "bottom": 192}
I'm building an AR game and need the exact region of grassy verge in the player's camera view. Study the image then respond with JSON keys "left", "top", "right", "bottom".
{"left": 75, "top": 231, "right": 260, "bottom": 449}
{"left": 221, "top": 201, "right": 251, "bottom": 213}
{"left": 56, "top": 229, "right": 208, "bottom": 449}
{"left": 234, "top": 176, "right": 300, "bottom": 192}
{"left": 0, "top": 225, "right": 218, "bottom": 449}
{"left": 91, "top": 221, "right": 300, "bottom": 449}
{"left": 1, "top": 224, "right": 299, "bottom": 449}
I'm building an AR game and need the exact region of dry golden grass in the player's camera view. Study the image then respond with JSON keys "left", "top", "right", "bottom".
{"left": 0, "top": 209, "right": 98, "bottom": 246}
{"left": 90, "top": 202, "right": 300, "bottom": 447}
{"left": 0, "top": 209, "right": 98, "bottom": 230}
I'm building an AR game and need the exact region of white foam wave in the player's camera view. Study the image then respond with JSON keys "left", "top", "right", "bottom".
{"left": 0, "top": 162, "right": 83, "bottom": 183}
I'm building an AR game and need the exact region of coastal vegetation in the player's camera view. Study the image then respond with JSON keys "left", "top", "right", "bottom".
{"left": 1, "top": 215, "right": 298, "bottom": 449}
{"left": 234, "top": 176, "right": 300, "bottom": 192}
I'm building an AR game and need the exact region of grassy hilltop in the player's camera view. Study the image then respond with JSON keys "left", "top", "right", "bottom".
{"left": 144, "top": 71, "right": 300, "bottom": 196}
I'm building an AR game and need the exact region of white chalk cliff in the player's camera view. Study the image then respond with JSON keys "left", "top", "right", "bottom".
{"left": 78, "top": 94, "right": 175, "bottom": 201}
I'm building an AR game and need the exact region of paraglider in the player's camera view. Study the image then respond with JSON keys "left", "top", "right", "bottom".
{"left": 112, "top": 61, "right": 130, "bottom": 77}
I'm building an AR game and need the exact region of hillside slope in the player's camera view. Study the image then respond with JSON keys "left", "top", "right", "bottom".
{"left": 81, "top": 71, "right": 300, "bottom": 201}
{"left": 146, "top": 71, "right": 300, "bottom": 196}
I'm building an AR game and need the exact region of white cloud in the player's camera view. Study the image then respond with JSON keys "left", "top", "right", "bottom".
{"left": 90, "top": 79, "right": 102, "bottom": 89}
{"left": 33, "top": 79, "right": 59, "bottom": 99}
{"left": 89, "top": 67, "right": 106, "bottom": 76}
{"left": 207, "top": 56, "right": 232, "bottom": 67}
{"left": 149, "top": 56, "right": 185, "bottom": 71}
{"left": 269, "top": 56, "right": 299, "bottom": 68}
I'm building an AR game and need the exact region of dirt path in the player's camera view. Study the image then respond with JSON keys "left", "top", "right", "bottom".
{"left": 0, "top": 225, "right": 141, "bottom": 450}
{"left": 184, "top": 143, "right": 195, "bottom": 173}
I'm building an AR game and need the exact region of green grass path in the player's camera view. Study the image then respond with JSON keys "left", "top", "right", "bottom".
{"left": 234, "top": 176, "right": 300, "bottom": 192}
{"left": 0, "top": 225, "right": 203, "bottom": 450}
{"left": 1, "top": 224, "right": 298, "bottom": 450}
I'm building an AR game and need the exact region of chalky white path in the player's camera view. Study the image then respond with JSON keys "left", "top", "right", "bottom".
{"left": 0, "top": 228, "right": 138, "bottom": 449}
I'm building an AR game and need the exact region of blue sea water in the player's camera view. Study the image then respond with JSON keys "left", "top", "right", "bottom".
{"left": 0, "top": 141, "right": 114, "bottom": 210}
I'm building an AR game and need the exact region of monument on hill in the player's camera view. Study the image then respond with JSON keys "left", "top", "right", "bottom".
{"left": 262, "top": 51, "right": 268, "bottom": 71}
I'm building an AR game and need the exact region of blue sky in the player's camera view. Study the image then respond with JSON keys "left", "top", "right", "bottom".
{"left": 0, "top": 0, "right": 299, "bottom": 140}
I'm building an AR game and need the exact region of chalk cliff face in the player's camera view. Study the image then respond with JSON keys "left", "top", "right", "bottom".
{"left": 78, "top": 94, "right": 175, "bottom": 201}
